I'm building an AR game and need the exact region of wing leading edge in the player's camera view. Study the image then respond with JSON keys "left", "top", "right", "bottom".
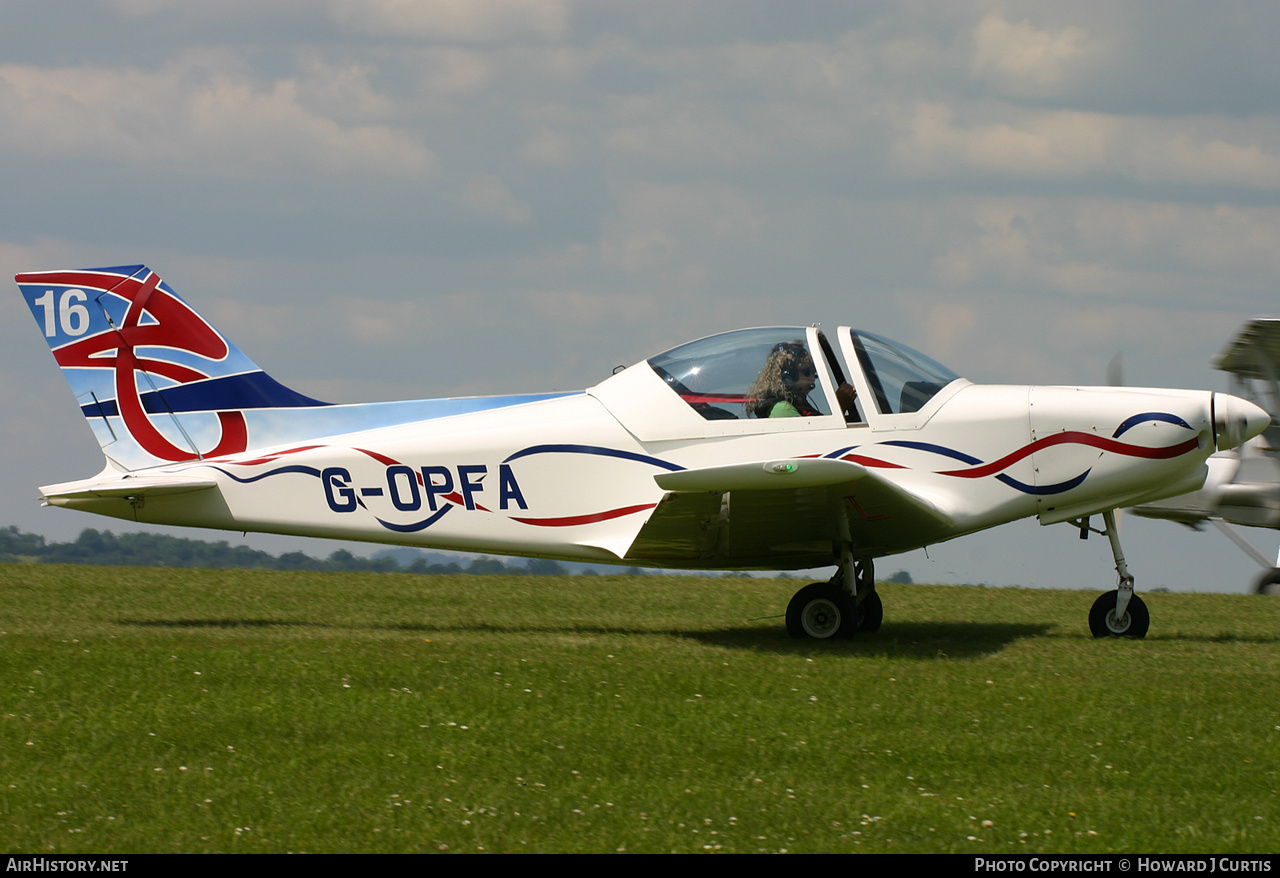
{"left": 624, "top": 457, "right": 954, "bottom": 568}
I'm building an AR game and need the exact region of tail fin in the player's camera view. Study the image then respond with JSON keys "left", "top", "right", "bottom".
{"left": 16, "top": 265, "right": 329, "bottom": 471}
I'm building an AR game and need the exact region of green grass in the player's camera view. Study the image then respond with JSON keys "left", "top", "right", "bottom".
{"left": 3, "top": 563, "right": 1280, "bottom": 853}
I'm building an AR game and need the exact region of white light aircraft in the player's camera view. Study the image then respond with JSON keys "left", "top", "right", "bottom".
{"left": 1131, "top": 318, "right": 1280, "bottom": 593}
{"left": 16, "top": 266, "right": 1271, "bottom": 639}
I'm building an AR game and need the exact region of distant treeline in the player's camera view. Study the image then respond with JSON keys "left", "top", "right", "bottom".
{"left": 0, "top": 525, "right": 632, "bottom": 576}
{"left": 0, "top": 526, "right": 917, "bottom": 582}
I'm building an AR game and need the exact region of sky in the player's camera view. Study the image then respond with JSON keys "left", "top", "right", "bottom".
{"left": 2, "top": 0, "right": 1279, "bottom": 594}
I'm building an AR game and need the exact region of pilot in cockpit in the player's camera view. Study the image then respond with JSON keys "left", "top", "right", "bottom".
{"left": 747, "top": 341, "right": 857, "bottom": 419}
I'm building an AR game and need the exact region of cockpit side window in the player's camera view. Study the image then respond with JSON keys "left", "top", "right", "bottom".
{"left": 850, "top": 331, "right": 960, "bottom": 415}
{"left": 648, "top": 328, "right": 835, "bottom": 421}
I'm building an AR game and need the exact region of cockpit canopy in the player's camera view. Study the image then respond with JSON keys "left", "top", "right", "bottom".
{"left": 645, "top": 326, "right": 960, "bottom": 422}
{"left": 849, "top": 330, "right": 960, "bottom": 416}
{"left": 648, "top": 328, "right": 837, "bottom": 421}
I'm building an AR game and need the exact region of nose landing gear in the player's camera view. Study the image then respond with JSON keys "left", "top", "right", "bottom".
{"left": 1083, "top": 509, "right": 1150, "bottom": 639}
{"left": 1088, "top": 589, "right": 1150, "bottom": 637}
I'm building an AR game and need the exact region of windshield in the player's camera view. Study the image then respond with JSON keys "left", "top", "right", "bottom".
{"left": 648, "top": 328, "right": 835, "bottom": 420}
{"left": 850, "top": 330, "right": 960, "bottom": 414}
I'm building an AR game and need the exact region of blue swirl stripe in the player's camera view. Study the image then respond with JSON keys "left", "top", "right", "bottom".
{"left": 1112, "top": 412, "right": 1194, "bottom": 438}
{"left": 375, "top": 506, "right": 453, "bottom": 533}
{"left": 503, "top": 444, "right": 685, "bottom": 471}
{"left": 211, "top": 464, "right": 322, "bottom": 483}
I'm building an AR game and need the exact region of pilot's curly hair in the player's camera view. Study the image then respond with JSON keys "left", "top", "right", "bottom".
{"left": 745, "top": 341, "right": 812, "bottom": 417}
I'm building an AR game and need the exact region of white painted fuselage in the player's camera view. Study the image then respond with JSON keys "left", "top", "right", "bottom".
{"left": 42, "top": 370, "right": 1246, "bottom": 571}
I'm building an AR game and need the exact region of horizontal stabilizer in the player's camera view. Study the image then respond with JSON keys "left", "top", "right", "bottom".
{"left": 42, "top": 474, "right": 218, "bottom": 505}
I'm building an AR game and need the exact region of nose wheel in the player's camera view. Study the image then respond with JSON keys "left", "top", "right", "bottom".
{"left": 1088, "top": 589, "right": 1150, "bottom": 638}
{"left": 1084, "top": 509, "right": 1150, "bottom": 639}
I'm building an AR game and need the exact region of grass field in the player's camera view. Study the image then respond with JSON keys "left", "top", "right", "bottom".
{"left": 2, "top": 563, "right": 1279, "bottom": 853}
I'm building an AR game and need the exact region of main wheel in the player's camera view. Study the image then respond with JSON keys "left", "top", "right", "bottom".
{"left": 1088, "top": 590, "right": 1150, "bottom": 639}
{"left": 857, "top": 589, "right": 883, "bottom": 633}
{"left": 786, "top": 583, "right": 856, "bottom": 640}
{"left": 1255, "top": 569, "right": 1280, "bottom": 595}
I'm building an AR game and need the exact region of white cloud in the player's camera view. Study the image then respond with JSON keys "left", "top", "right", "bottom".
{"left": 931, "top": 197, "right": 1280, "bottom": 308}
{"left": 460, "top": 174, "right": 531, "bottom": 223}
{"left": 407, "top": 47, "right": 495, "bottom": 98}
{"left": 894, "top": 102, "right": 1115, "bottom": 178}
{"left": 894, "top": 101, "right": 1280, "bottom": 190}
{"left": 521, "top": 126, "right": 576, "bottom": 166}
{"left": 0, "top": 237, "right": 103, "bottom": 276}
{"left": 970, "top": 11, "right": 1093, "bottom": 94}
{"left": 0, "top": 54, "right": 438, "bottom": 180}
{"left": 604, "top": 98, "right": 779, "bottom": 168}
{"left": 897, "top": 287, "right": 1246, "bottom": 391}
{"left": 591, "top": 36, "right": 886, "bottom": 168}
{"left": 292, "top": 53, "right": 400, "bottom": 123}
{"left": 599, "top": 181, "right": 765, "bottom": 272}
{"left": 1135, "top": 133, "right": 1280, "bottom": 189}
{"left": 523, "top": 288, "right": 659, "bottom": 329}
{"left": 340, "top": 297, "right": 437, "bottom": 345}
{"left": 324, "top": 0, "right": 570, "bottom": 42}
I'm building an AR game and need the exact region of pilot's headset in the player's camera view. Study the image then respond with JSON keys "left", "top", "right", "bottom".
{"left": 772, "top": 342, "right": 808, "bottom": 385}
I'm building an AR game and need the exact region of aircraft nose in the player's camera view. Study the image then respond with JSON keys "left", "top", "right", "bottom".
{"left": 1214, "top": 392, "right": 1272, "bottom": 450}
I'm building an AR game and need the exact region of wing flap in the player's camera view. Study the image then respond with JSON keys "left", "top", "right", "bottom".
{"left": 653, "top": 456, "right": 869, "bottom": 492}
{"left": 627, "top": 458, "right": 954, "bottom": 568}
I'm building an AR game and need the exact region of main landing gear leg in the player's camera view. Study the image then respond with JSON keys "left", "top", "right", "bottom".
{"left": 784, "top": 547, "right": 882, "bottom": 640}
{"left": 851, "top": 555, "right": 883, "bottom": 633}
{"left": 1087, "top": 509, "right": 1150, "bottom": 639}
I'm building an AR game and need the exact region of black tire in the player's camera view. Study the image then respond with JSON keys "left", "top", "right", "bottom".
{"left": 1088, "top": 590, "right": 1150, "bottom": 639}
{"left": 858, "top": 589, "right": 883, "bottom": 633}
{"left": 1255, "top": 569, "right": 1280, "bottom": 595}
{"left": 785, "top": 583, "right": 856, "bottom": 640}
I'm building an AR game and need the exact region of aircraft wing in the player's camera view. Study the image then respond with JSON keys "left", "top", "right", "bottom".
{"left": 1214, "top": 318, "right": 1280, "bottom": 379}
{"left": 623, "top": 457, "right": 954, "bottom": 568}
